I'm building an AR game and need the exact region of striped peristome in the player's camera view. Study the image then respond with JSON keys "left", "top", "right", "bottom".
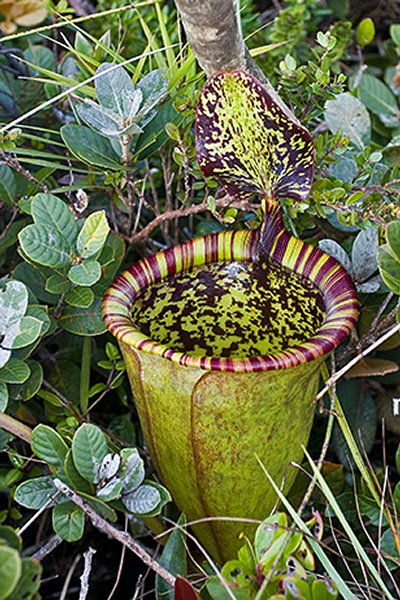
{"left": 102, "top": 209, "right": 359, "bottom": 372}
{"left": 195, "top": 70, "right": 314, "bottom": 202}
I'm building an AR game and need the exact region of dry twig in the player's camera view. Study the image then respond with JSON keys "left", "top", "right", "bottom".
{"left": 53, "top": 479, "right": 176, "bottom": 587}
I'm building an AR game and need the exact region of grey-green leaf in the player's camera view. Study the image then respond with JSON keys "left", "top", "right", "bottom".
{"left": 14, "top": 476, "right": 61, "bottom": 509}
{"left": 122, "top": 484, "right": 161, "bottom": 514}
{"left": 119, "top": 448, "right": 145, "bottom": 492}
{"left": 359, "top": 74, "right": 399, "bottom": 125}
{"left": 68, "top": 259, "right": 102, "bottom": 286}
{"left": 72, "top": 423, "right": 109, "bottom": 483}
{"left": 77, "top": 100, "right": 123, "bottom": 137}
{"left": 0, "top": 382, "right": 8, "bottom": 412}
{"left": 0, "top": 280, "right": 28, "bottom": 333}
{"left": 18, "top": 224, "right": 73, "bottom": 267}
{"left": 319, "top": 239, "right": 353, "bottom": 276}
{"left": 95, "top": 62, "right": 135, "bottom": 117}
{"left": 351, "top": 227, "right": 379, "bottom": 282}
{"left": 325, "top": 93, "right": 371, "bottom": 149}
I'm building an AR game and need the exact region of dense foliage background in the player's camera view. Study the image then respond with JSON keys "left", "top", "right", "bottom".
{"left": 0, "top": 0, "right": 400, "bottom": 598}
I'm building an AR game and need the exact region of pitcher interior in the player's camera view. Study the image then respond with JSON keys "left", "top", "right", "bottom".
{"left": 131, "top": 256, "right": 326, "bottom": 358}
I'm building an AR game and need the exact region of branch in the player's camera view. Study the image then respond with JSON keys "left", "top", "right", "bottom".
{"left": 0, "top": 151, "right": 49, "bottom": 193}
{"left": 0, "top": 412, "right": 32, "bottom": 444}
{"left": 53, "top": 479, "right": 176, "bottom": 587}
{"left": 315, "top": 322, "right": 400, "bottom": 403}
{"left": 124, "top": 195, "right": 255, "bottom": 245}
{"left": 174, "top": 0, "right": 299, "bottom": 123}
{"left": 79, "top": 547, "right": 96, "bottom": 600}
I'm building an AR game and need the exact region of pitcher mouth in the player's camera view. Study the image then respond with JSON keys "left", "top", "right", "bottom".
{"left": 102, "top": 228, "right": 359, "bottom": 372}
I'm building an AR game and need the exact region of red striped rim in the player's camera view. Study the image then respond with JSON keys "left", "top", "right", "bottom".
{"left": 102, "top": 228, "right": 359, "bottom": 372}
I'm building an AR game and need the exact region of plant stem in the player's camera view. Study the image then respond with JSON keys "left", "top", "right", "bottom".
{"left": 53, "top": 479, "right": 176, "bottom": 587}
{"left": 80, "top": 337, "right": 92, "bottom": 414}
{"left": 0, "top": 412, "right": 32, "bottom": 444}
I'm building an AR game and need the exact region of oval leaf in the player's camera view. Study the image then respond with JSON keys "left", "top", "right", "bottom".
{"left": 72, "top": 423, "right": 109, "bottom": 483}
{"left": 31, "top": 424, "right": 68, "bottom": 467}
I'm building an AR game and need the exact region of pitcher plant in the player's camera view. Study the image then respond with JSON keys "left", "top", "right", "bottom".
{"left": 102, "top": 70, "right": 359, "bottom": 562}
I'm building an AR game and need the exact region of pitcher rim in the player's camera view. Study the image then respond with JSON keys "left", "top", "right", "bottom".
{"left": 102, "top": 229, "right": 359, "bottom": 372}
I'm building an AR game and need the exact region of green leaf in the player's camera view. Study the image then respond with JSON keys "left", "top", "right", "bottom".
{"left": 31, "top": 424, "right": 68, "bottom": 468}
{"left": 325, "top": 93, "right": 371, "bottom": 149}
{"left": 254, "top": 513, "right": 287, "bottom": 561}
{"left": 156, "top": 514, "right": 187, "bottom": 600}
{"left": 386, "top": 220, "right": 400, "bottom": 261}
{"left": 378, "top": 244, "right": 400, "bottom": 294}
{"left": 122, "top": 483, "right": 161, "bottom": 514}
{"left": 72, "top": 423, "right": 108, "bottom": 483}
{"left": 0, "top": 359, "right": 30, "bottom": 384}
{"left": 0, "top": 547, "right": 21, "bottom": 600}
{"left": 356, "top": 18, "right": 375, "bottom": 47}
{"left": 390, "top": 24, "right": 400, "bottom": 46}
{"left": 46, "top": 273, "right": 70, "bottom": 295}
{"left": 92, "top": 233, "right": 125, "bottom": 294}
{"left": 359, "top": 74, "right": 399, "bottom": 126}
{"left": 0, "top": 526, "right": 22, "bottom": 551}
{"left": 59, "top": 297, "right": 107, "bottom": 336}
{"left": 14, "top": 476, "right": 61, "bottom": 509}
{"left": 61, "top": 124, "right": 121, "bottom": 169}
{"left": 52, "top": 502, "right": 85, "bottom": 542}
{"left": 24, "top": 45, "right": 55, "bottom": 75}
{"left": 64, "top": 286, "right": 94, "bottom": 308}
{"left": 396, "top": 442, "right": 400, "bottom": 475}
{"left": 79, "top": 491, "right": 118, "bottom": 522}
{"left": 7, "top": 557, "right": 42, "bottom": 600}
{"left": 77, "top": 211, "right": 110, "bottom": 259}
{"left": 331, "top": 380, "right": 377, "bottom": 469}
{"left": 0, "top": 383, "right": 8, "bottom": 412}
{"left": 68, "top": 259, "right": 102, "bottom": 286}
{"left": 31, "top": 194, "right": 78, "bottom": 246}
{"left": 10, "top": 316, "right": 43, "bottom": 349}
{"left": 196, "top": 71, "right": 314, "bottom": 201}
{"left": 9, "top": 359, "right": 43, "bottom": 402}
{"left": 63, "top": 450, "right": 93, "bottom": 494}
{"left": 18, "top": 224, "right": 73, "bottom": 267}
{"left": 0, "top": 165, "right": 16, "bottom": 206}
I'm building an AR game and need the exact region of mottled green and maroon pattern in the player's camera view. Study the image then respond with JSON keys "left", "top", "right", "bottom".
{"left": 195, "top": 70, "right": 314, "bottom": 202}
{"left": 131, "top": 259, "right": 325, "bottom": 358}
{"left": 102, "top": 225, "right": 358, "bottom": 372}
